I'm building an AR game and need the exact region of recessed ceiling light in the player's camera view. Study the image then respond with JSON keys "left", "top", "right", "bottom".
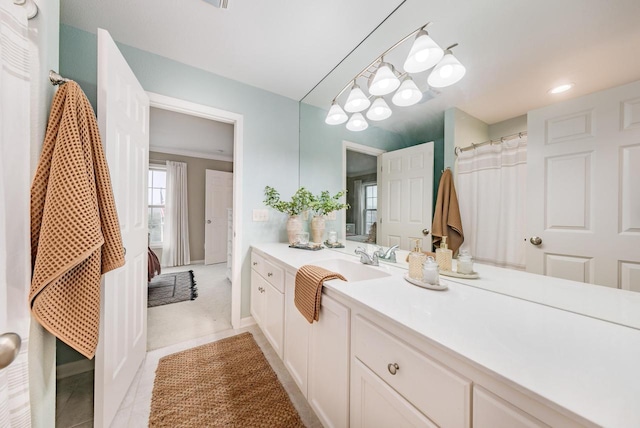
{"left": 549, "top": 83, "right": 575, "bottom": 94}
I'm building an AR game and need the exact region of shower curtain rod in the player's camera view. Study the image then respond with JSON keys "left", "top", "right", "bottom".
{"left": 454, "top": 131, "right": 527, "bottom": 156}
{"left": 49, "top": 70, "right": 70, "bottom": 86}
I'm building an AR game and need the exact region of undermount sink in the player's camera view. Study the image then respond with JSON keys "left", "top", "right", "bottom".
{"left": 311, "top": 258, "right": 392, "bottom": 283}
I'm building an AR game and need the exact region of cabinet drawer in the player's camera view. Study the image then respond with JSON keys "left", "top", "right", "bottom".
{"left": 354, "top": 316, "right": 471, "bottom": 428}
{"left": 263, "top": 258, "right": 285, "bottom": 293}
{"left": 473, "top": 386, "right": 549, "bottom": 428}
{"left": 251, "top": 252, "right": 284, "bottom": 293}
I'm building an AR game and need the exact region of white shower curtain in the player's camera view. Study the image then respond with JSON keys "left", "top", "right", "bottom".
{"left": 353, "top": 180, "right": 363, "bottom": 235}
{"left": 0, "top": 2, "right": 32, "bottom": 427}
{"left": 162, "top": 161, "right": 191, "bottom": 267}
{"left": 456, "top": 136, "right": 527, "bottom": 270}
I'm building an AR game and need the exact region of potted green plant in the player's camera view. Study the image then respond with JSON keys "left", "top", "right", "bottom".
{"left": 308, "top": 190, "right": 350, "bottom": 243}
{"left": 264, "top": 186, "right": 313, "bottom": 244}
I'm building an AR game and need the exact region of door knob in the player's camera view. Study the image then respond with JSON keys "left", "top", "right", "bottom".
{"left": 387, "top": 362, "right": 399, "bottom": 375}
{"left": 422, "top": 229, "right": 430, "bottom": 236}
{"left": 0, "top": 333, "right": 21, "bottom": 370}
{"left": 530, "top": 236, "right": 542, "bottom": 246}
{"left": 207, "top": 220, "right": 212, "bottom": 224}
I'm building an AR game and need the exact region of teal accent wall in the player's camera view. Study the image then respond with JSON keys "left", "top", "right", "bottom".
{"left": 60, "top": 25, "right": 300, "bottom": 324}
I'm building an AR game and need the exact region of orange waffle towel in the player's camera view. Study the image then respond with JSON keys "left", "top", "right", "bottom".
{"left": 432, "top": 169, "right": 464, "bottom": 254}
{"left": 30, "top": 81, "right": 125, "bottom": 359}
{"left": 294, "top": 265, "right": 346, "bottom": 323}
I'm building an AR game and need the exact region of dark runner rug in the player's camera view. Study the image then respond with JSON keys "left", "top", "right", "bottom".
{"left": 148, "top": 270, "right": 198, "bottom": 308}
{"left": 149, "top": 332, "right": 305, "bottom": 427}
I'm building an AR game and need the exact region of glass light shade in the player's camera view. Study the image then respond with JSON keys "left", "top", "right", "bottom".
{"left": 368, "top": 62, "right": 401, "bottom": 96}
{"left": 403, "top": 30, "right": 444, "bottom": 73}
{"left": 346, "top": 113, "right": 369, "bottom": 131}
{"left": 344, "top": 85, "right": 371, "bottom": 112}
{"left": 366, "top": 97, "right": 392, "bottom": 121}
{"left": 392, "top": 78, "right": 422, "bottom": 107}
{"left": 325, "top": 102, "right": 348, "bottom": 125}
{"left": 427, "top": 50, "right": 466, "bottom": 88}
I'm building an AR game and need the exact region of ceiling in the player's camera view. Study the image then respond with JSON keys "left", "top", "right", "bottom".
{"left": 61, "top": 0, "right": 640, "bottom": 142}
{"left": 149, "top": 107, "right": 234, "bottom": 161}
{"left": 346, "top": 151, "right": 377, "bottom": 177}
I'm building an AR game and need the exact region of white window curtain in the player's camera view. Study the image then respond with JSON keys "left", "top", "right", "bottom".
{"left": 0, "top": 2, "right": 32, "bottom": 427}
{"left": 456, "top": 136, "right": 527, "bottom": 270}
{"left": 162, "top": 161, "right": 190, "bottom": 267}
{"left": 353, "top": 180, "right": 363, "bottom": 235}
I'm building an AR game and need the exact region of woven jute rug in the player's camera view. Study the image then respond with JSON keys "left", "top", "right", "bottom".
{"left": 148, "top": 270, "right": 198, "bottom": 308}
{"left": 149, "top": 332, "right": 305, "bottom": 427}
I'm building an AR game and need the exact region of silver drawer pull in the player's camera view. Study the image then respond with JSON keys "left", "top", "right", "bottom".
{"left": 387, "top": 363, "right": 399, "bottom": 375}
{"left": 267, "top": 272, "right": 273, "bottom": 277}
{"left": 253, "top": 262, "right": 258, "bottom": 266}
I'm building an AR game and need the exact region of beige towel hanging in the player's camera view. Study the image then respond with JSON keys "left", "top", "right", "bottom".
{"left": 30, "top": 81, "right": 124, "bottom": 359}
{"left": 432, "top": 169, "right": 464, "bottom": 254}
{"left": 295, "top": 265, "right": 346, "bottom": 323}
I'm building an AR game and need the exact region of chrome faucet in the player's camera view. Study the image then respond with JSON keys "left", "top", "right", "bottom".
{"left": 375, "top": 245, "right": 399, "bottom": 263}
{"left": 355, "top": 247, "right": 379, "bottom": 266}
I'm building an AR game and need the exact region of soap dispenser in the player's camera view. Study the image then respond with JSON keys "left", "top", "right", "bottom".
{"left": 435, "top": 236, "right": 453, "bottom": 272}
{"left": 422, "top": 256, "right": 439, "bottom": 285}
{"left": 408, "top": 239, "right": 427, "bottom": 280}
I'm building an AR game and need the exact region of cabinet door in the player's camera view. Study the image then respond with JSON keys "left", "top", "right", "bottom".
{"left": 284, "top": 271, "right": 310, "bottom": 397}
{"left": 308, "top": 294, "right": 350, "bottom": 428}
{"left": 351, "top": 359, "right": 437, "bottom": 428}
{"left": 250, "top": 269, "right": 265, "bottom": 327}
{"left": 263, "top": 279, "right": 284, "bottom": 359}
{"left": 473, "top": 386, "right": 549, "bottom": 428}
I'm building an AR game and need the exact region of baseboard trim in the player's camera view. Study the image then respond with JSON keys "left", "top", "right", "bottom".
{"left": 239, "top": 316, "right": 256, "bottom": 328}
{"left": 190, "top": 259, "right": 205, "bottom": 265}
{"left": 56, "top": 359, "right": 94, "bottom": 379}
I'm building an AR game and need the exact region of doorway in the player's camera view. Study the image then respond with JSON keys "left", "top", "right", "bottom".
{"left": 342, "top": 141, "right": 385, "bottom": 244}
{"left": 148, "top": 93, "right": 242, "bottom": 348}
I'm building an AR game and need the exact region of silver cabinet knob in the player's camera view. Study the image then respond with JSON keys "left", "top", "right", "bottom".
{"left": 267, "top": 272, "right": 273, "bottom": 277}
{"left": 252, "top": 262, "right": 258, "bottom": 266}
{"left": 0, "top": 333, "right": 21, "bottom": 370}
{"left": 530, "top": 236, "right": 543, "bottom": 246}
{"left": 207, "top": 220, "right": 212, "bottom": 224}
{"left": 422, "top": 229, "right": 430, "bottom": 236}
{"left": 387, "top": 362, "right": 399, "bottom": 375}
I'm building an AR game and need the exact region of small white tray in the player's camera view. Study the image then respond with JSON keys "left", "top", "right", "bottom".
{"left": 439, "top": 270, "right": 479, "bottom": 279}
{"left": 403, "top": 274, "right": 448, "bottom": 291}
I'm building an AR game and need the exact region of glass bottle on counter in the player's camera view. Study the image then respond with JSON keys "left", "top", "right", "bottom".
{"left": 457, "top": 249, "right": 474, "bottom": 274}
{"left": 408, "top": 239, "right": 427, "bottom": 280}
{"left": 422, "top": 256, "right": 439, "bottom": 285}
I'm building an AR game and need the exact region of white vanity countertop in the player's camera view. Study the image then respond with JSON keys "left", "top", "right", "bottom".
{"left": 252, "top": 243, "right": 640, "bottom": 427}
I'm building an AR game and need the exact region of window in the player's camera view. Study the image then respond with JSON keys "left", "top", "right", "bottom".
{"left": 364, "top": 183, "right": 377, "bottom": 234}
{"left": 148, "top": 166, "right": 166, "bottom": 246}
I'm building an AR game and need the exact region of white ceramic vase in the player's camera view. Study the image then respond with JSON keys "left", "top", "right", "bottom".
{"left": 286, "top": 215, "right": 303, "bottom": 245}
{"left": 311, "top": 215, "right": 325, "bottom": 244}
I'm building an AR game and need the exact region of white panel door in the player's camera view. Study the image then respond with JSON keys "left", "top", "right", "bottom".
{"left": 378, "top": 142, "right": 434, "bottom": 251}
{"left": 527, "top": 80, "right": 640, "bottom": 289}
{"left": 96, "top": 28, "right": 149, "bottom": 428}
{"left": 205, "top": 169, "right": 233, "bottom": 264}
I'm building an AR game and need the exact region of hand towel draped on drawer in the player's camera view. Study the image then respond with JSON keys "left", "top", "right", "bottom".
{"left": 294, "top": 265, "right": 346, "bottom": 323}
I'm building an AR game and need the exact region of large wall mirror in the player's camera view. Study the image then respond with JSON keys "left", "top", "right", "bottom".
{"left": 298, "top": 0, "right": 640, "bottom": 328}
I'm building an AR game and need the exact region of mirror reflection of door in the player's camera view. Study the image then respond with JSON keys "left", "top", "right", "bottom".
{"left": 346, "top": 149, "right": 379, "bottom": 244}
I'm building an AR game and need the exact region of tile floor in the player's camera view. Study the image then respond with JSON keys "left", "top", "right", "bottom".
{"left": 56, "top": 325, "right": 323, "bottom": 427}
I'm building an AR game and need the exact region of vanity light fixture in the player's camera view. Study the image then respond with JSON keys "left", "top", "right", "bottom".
{"left": 346, "top": 112, "right": 369, "bottom": 131}
{"left": 325, "top": 102, "right": 349, "bottom": 125}
{"left": 368, "top": 62, "right": 401, "bottom": 96}
{"left": 403, "top": 29, "right": 444, "bottom": 73}
{"left": 325, "top": 22, "right": 465, "bottom": 132}
{"left": 344, "top": 83, "right": 371, "bottom": 113}
{"left": 427, "top": 44, "right": 466, "bottom": 88}
{"left": 366, "top": 97, "right": 393, "bottom": 121}
{"left": 548, "top": 83, "right": 575, "bottom": 94}
{"left": 392, "top": 77, "right": 422, "bottom": 107}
